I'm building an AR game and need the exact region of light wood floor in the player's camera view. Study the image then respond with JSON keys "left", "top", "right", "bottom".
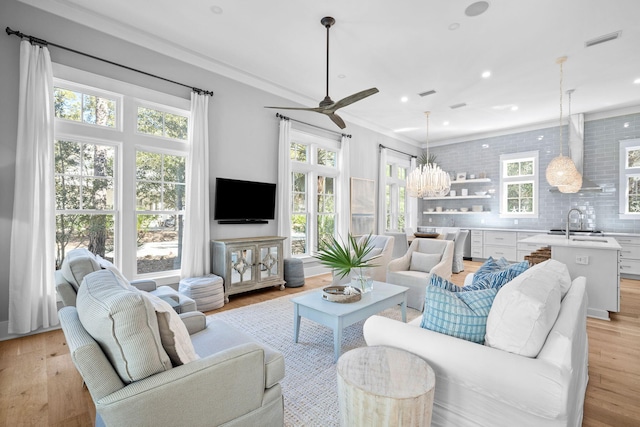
{"left": 0, "top": 261, "right": 638, "bottom": 426}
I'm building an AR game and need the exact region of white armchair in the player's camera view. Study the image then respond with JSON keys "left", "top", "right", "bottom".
{"left": 358, "top": 234, "right": 394, "bottom": 282}
{"left": 386, "top": 238, "right": 454, "bottom": 311}
{"left": 385, "top": 231, "right": 409, "bottom": 259}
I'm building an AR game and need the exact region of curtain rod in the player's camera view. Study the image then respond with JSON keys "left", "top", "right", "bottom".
{"left": 379, "top": 144, "right": 417, "bottom": 159}
{"left": 276, "top": 113, "right": 351, "bottom": 138}
{"left": 5, "top": 27, "right": 214, "bottom": 96}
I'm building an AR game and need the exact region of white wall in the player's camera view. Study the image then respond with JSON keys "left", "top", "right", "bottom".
{"left": 0, "top": 0, "right": 419, "bottom": 326}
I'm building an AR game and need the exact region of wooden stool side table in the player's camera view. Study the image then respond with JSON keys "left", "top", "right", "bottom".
{"left": 337, "top": 346, "right": 435, "bottom": 426}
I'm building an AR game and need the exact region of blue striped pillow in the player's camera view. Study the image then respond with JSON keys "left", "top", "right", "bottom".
{"left": 473, "top": 256, "right": 501, "bottom": 277}
{"left": 472, "top": 261, "right": 529, "bottom": 291}
{"left": 420, "top": 283, "right": 498, "bottom": 344}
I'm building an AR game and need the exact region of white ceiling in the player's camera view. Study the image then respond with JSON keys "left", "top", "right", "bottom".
{"left": 21, "top": 0, "right": 640, "bottom": 146}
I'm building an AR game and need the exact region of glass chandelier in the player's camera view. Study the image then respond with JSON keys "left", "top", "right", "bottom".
{"left": 545, "top": 56, "right": 582, "bottom": 191}
{"left": 407, "top": 112, "right": 451, "bottom": 198}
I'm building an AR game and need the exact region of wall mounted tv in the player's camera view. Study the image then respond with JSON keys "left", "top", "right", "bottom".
{"left": 214, "top": 177, "right": 277, "bottom": 224}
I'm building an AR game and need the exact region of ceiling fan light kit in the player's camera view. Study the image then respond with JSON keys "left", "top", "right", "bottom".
{"left": 264, "top": 17, "right": 379, "bottom": 129}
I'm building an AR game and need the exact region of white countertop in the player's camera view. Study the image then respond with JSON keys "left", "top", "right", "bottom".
{"left": 520, "top": 234, "right": 621, "bottom": 250}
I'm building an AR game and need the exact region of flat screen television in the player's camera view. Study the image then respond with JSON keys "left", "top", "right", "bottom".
{"left": 214, "top": 177, "right": 277, "bottom": 224}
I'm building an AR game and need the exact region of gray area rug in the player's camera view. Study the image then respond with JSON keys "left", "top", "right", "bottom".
{"left": 208, "top": 289, "right": 421, "bottom": 427}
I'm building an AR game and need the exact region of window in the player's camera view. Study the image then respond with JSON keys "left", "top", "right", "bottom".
{"left": 53, "top": 70, "right": 189, "bottom": 281}
{"left": 500, "top": 151, "right": 539, "bottom": 218}
{"left": 619, "top": 139, "right": 640, "bottom": 218}
{"left": 385, "top": 156, "right": 410, "bottom": 231}
{"left": 289, "top": 131, "right": 341, "bottom": 256}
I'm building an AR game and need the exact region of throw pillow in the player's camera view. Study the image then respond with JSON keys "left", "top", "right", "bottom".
{"left": 473, "top": 256, "right": 501, "bottom": 277}
{"left": 485, "top": 262, "right": 563, "bottom": 357}
{"left": 95, "top": 254, "right": 131, "bottom": 289}
{"left": 534, "top": 259, "right": 572, "bottom": 298}
{"left": 471, "top": 260, "right": 529, "bottom": 291}
{"left": 409, "top": 252, "right": 441, "bottom": 273}
{"left": 141, "top": 292, "right": 200, "bottom": 366}
{"left": 421, "top": 275, "right": 498, "bottom": 343}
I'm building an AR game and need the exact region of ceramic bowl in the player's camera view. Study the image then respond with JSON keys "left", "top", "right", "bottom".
{"left": 460, "top": 207, "right": 469, "bottom": 212}
{"left": 475, "top": 191, "right": 487, "bottom": 196}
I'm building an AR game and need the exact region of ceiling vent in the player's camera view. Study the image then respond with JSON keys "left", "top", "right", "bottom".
{"left": 449, "top": 102, "right": 467, "bottom": 109}
{"left": 418, "top": 89, "right": 437, "bottom": 97}
{"left": 585, "top": 31, "right": 621, "bottom": 47}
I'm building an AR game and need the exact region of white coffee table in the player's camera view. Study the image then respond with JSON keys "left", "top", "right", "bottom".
{"left": 292, "top": 281, "right": 409, "bottom": 361}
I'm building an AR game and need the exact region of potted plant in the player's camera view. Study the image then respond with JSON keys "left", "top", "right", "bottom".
{"left": 315, "top": 233, "right": 379, "bottom": 292}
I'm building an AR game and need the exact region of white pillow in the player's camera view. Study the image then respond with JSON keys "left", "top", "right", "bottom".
{"left": 534, "top": 259, "right": 572, "bottom": 298}
{"left": 409, "top": 252, "right": 441, "bottom": 273}
{"left": 95, "top": 254, "right": 131, "bottom": 288}
{"left": 141, "top": 292, "right": 200, "bottom": 366}
{"left": 485, "top": 263, "right": 562, "bottom": 357}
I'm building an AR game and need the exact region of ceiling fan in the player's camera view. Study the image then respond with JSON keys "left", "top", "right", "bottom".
{"left": 265, "top": 16, "right": 379, "bottom": 129}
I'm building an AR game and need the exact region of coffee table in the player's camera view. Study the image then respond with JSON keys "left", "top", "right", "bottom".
{"left": 292, "top": 281, "right": 409, "bottom": 361}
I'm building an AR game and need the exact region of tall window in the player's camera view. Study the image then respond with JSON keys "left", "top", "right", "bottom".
{"left": 619, "top": 138, "right": 640, "bottom": 218}
{"left": 385, "top": 157, "right": 409, "bottom": 231}
{"left": 53, "top": 69, "right": 190, "bottom": 281}
{"left": 289, "top": 131, "right": 341, "bottom": 256}
{"left": 500, "top": 151, "right": 539, "bottom": 218}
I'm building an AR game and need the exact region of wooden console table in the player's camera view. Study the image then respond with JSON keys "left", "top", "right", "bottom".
{"left": 211, "top": 236, "right": 286, "bottom": 302}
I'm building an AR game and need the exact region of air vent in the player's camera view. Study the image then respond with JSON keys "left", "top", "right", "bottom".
{"left": 418, "top": 90, "right": 437, "bottom": 97}
{"left": 449, "top": 102, "right": 467, "bottom": 109}
{"left": 585, "top": 31, "right": 621, "bottom": 47}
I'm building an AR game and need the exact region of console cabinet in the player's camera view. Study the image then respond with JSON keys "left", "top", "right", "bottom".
{"left": 211, "top": 236, "right": 286, "bottom": 302}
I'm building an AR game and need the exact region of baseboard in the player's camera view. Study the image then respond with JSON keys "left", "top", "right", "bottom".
{"left": 0, "top": 320, "right": 61, "bottom": 342}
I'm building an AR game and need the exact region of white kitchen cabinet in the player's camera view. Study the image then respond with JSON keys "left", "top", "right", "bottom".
{"left": 615, "top": 235, "right": 640, "bottom": 277}
{"left": 470, "top": 230, "right": 483, "bottom": 258}
{"left": 483, "top": 231, "right": 517, "bottom": 261}
{"left": 517, "top": 232, "right": 547, "bottom": 262}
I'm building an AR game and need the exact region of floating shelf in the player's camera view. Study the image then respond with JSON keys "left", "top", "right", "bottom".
{"left": 423, "top": 195, "right": 491, "bottom": 200}
{"left": 451, "top": 178, "right": 491, "bottom": 184}
{"left": 422, "top": 211, "right": 491, "bottom": 215}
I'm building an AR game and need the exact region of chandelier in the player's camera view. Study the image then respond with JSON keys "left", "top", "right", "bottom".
{"left": 545, "top": 56, "right": 582, "bottom": 191}
{"left": 407, "top": 112, "right": 451, "bottom": 198}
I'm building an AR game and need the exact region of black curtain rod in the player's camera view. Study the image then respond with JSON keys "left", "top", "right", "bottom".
{"left": 276, "top": 113, "right": 351, "bottom": 138}
{"left": 379, "top": 144, "right": 417, "bottom": 159}
{"left": 5, "top": 27, "right": 214, "bottom": 96}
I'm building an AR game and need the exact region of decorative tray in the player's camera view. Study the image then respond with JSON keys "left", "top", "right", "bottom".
{"left": 414, "top": 232, "right": 440, "bottom": 238}
{"left": 322, "top": 285, "right": 362, "bottom": 303}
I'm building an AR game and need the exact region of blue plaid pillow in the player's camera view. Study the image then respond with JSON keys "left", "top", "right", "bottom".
{"left": 471, "top": 260, "right": 529, "bottom": 291}
{"left": 420, "top": 284, "right": 498, "bottom": 343}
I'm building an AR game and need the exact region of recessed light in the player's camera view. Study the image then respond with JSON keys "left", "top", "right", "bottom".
{"left": 401, "top": 96, "right": 409, "bottom": 103}
{"left": 449, "top": 23, "right": 460, "bottom": 31}
{"left": 634, "top": 78, "right": 640, "bottom": 84}
{"left": 482, "top": 70, "right": 491, "bottom": 79}
{"left": 443, "top": 121, "right": 450, "bottom": 126}
{"left": 210, "top": 5, "right": 223, "bottom": 14}
{"left": 465, "top": 1, "right": 490, "bottom": 17}
{"left": 511, "top": 105, "right": 519, "bottom": 111}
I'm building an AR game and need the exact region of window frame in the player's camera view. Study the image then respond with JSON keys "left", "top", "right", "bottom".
{"left": 499, "top": 150, "right": 539, "bottom": 219}
{"left": 619, "top": 138, "right": 640, "bottom": 218}
{"left": 385, "top": 154, "right": 410, "bottom": 231}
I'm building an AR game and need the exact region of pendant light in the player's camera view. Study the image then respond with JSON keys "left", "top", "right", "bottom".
{"left": 558, "top": 89, "right": 583, "bottom": 193}
{"left": 545, "top": 56, "right": 582, "bottom": 189}
{"left": 407, "top": 112, "right": 451, "bottom": 198}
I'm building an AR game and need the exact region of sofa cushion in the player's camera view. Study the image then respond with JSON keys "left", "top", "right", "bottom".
{"left": 76, "top": 269, "right": 172, "bottom": 383}
{"left": 471, "top": 261, "right": 529, "bottom": 291}
{"left": 421, "top": 274, "right": 498, "bottom": 343}
{"left": 95, "top": 254, "right": 131, "bottom": 287}
{"left": 410, "top": 252, "right": 441, "bottom": 273}
{"left": 61, "top": 248, "right": 101, "bottom": 291}
{"left": 535, "top": 259, "right": 572, "bottom": 298}
{"left": 485, "top": 261, "right": 563, "bottom": 357}
{"left": 140, "top": 292, "right": 200, "bottom": 366}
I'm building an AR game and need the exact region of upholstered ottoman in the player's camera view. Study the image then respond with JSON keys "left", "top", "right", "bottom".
{"left": 283, "top": 258, "right": 305, "bottom": 288}
{"left": 179, "top": 274, "right": 224, "bottom": 312}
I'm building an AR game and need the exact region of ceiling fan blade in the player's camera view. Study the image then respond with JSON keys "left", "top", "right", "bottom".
{"left": 264, "top": 106, "right": 324, "bottom": 112}
{"left": 327, "top": 113, "right": 346, "bottom": 129}
{"left": 331, "top": 87, "right": 379, "bottom": 111}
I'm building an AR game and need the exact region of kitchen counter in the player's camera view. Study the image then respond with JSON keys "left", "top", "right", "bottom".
{"left": 519, "top": 234, "right": 621, "bottom": 250}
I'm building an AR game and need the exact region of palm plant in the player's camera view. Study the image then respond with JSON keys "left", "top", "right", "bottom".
{"left": 315, "top": 233, "right": 379, "bottom": 280}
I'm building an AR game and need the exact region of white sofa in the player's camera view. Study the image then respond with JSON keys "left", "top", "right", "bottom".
{"left": 364, "top": 261, "right": 589, "bottom": 427}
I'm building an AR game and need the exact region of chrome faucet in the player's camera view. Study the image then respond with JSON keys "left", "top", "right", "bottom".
{"left": 566, "top": 208, "right": 583, "bottom": 239}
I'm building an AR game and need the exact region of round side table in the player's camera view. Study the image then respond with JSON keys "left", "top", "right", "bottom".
{"left": 337, "top": 346, "right": 435, "bottom": 426}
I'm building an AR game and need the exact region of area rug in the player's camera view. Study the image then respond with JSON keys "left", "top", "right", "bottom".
{"left": 208, "top": 289, "right": 421, "bottom": 427}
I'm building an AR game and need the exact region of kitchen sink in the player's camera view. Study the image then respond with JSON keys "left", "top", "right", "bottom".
{"left": 548, "top": 229, "right": 603, "bottom": 236}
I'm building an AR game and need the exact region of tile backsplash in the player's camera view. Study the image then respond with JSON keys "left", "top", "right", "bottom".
{"left": 425, "top": 112, "right": 640, "bottom": 233}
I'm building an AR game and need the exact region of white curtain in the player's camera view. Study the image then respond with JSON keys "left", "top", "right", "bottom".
{"left": 338, "top": 135, "right": 351, "bottom": 239}
{"left": 8, "top": 40, "right": 58, "bottom": 334}
{"left": 407, "top": 157, "right": 418, "bottom": 233}
{"left": 277, "top": 118, "right": 292, "bottom": 258}
{"left": 377, "top": 147, "right": 387, "bottom": 234}
{"left": 180, "top": 92, "right": 211, "bottom": 279}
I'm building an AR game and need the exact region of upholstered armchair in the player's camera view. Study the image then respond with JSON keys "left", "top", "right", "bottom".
{"left": 386, "top": 238, "right": 454, "bottom": 311}
{"left": 59, "top": 269, "right": 285, "bottom": 427}
{"left": 385, "top": 231, "right": 409, "bottom": 259}
{"left": 358, "top": 234, "right": 394, "bottom": 282}
{"left": 55, "top": 248, "right": 196, "bottom": 312}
